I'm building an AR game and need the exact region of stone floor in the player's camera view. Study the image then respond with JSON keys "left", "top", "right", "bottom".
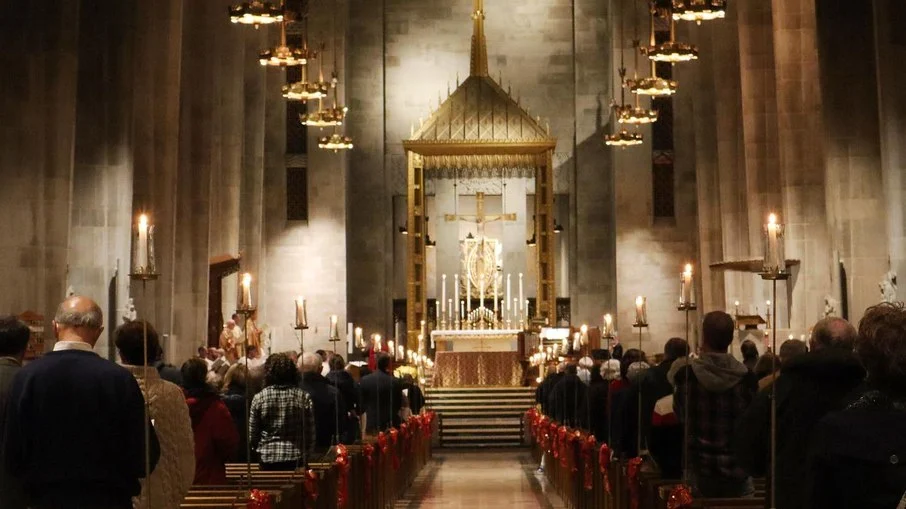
{"left": 394, "top": 449, "right": 567, "bottom": 509}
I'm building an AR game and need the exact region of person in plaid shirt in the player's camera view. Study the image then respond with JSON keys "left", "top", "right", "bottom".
{"left": 249, "top": 353, "right": 315, "bottom": 471}
{"left": 669, "top": 311, "right": 757, "bottom": 497}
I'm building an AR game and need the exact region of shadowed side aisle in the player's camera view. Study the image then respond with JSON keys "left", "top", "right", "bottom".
{"left": 394, "top": 450, "right": 567, "bottom": 509}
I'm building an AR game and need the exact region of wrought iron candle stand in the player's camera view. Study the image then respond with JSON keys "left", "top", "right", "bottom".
{"left": 129, "top": 269, "right": 158, "bottom": 506}
{"left": 235, "top": 305, "right": 257, "bottom": 491}
{"left": 631, "top": 317, "right": 648, "bottom": 455}
{"left": 759, "top": 269, "right": 790, "bottom": 509}
{"left": 677, "top": 299, "right": 697, "bottom": 485}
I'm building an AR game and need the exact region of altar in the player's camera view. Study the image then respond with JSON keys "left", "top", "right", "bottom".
{"left": 430, "top": 329, "right": 521, "bottom": 353}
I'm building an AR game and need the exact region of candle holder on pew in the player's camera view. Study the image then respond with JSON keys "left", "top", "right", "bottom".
{"left": 235, "top": 305, "right": 257, "bottom": 491}
{"left": 760, "top": 212, "right": 790, "bottom": 509}
{"left": 129, "top": 213, "right": 159, "bottom": 508}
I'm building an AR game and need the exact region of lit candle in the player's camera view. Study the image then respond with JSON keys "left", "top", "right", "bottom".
{"left": 479, "top": 279, "right": 485, "bottom": 311}
{"left": 763, "top": 213, "right": 786, "bottom": 273}
{"left": 354, "top": 327, "right": 364, "bottom": 348}
{"left": 329, "top": 315, "right": 339, "bottom": 340}
{"left": 493, "top": 274, "right": 499, "bottom": 317}
{"left": 603, "top": 313, "right": 614, "bottom": 336}
{"left": 374, "top": 334, "right": 382, "bottom": 351}
{"left": 466, "top": 268, "right": 472, "bottom": 313}
{"left": 525, "top": 299, "right": 530, "bottom": 319}
{"left": 680, "top": 264, "right": 694, "bottom": 306}
{"left": 635, "top": 295, "right": 647, "bottom": 325}
{"left": 734, "top": 300, "right": 740, "bottom": 316}
{"left": 388, "top": 340, "right": 395, "bottom": 359}
{"left": 347, "top": 323, "right": 353, "bottom": 354}
{"left": 294, "top": 297, "right": 307, "bottom": 328}
{"left": 240, "top": 273, "right": 253, "bottom": 309}
{"left": 580, "top": 324, "right": 589, "bottom": 345}
{"left": 136, "top": 214, "right": 149, "bottom": 272}
{"left": 572, "top": 332, "right": 581, "bottom": 352}
{"left": 441, "top": 274, "right": 447, "bottom": 315}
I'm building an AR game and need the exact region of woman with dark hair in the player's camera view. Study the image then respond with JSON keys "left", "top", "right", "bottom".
{"left": 249, "top": 353, "right": 315, "bottom": 470}
{"left": 221, "top": 364, "right": 253, "bottom": 463}
{"left": 807, "top": 303, "right": 906, "bottom": 508}
{"left": 740, "top": 340, "right": 759, "bottom": 372}
{"left": 182, "top": 358, "right": 238, "bottom": 484}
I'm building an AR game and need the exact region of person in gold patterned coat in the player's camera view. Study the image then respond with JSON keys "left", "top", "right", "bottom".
{"left": 115, "top": 321, "right": 195, "bottom": 509}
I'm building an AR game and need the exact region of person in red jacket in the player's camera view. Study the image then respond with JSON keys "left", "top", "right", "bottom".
{"left": 181, "top": 358, "right": 239, "bottom": 485}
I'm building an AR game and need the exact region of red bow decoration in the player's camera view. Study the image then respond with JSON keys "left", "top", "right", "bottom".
{"left": 303, "top": 469, "right": 320, "bottom": 503}
{"left": 582, "top": 434, "right": 596, "bottom": 491}
{"left": 334, "top": 445, "right": 351, "bottom": 509}
{"left": 626, "top": 457, "right": 643, "bottom": 509}
{"left": 363, "top": 443, "right": 375, "bottom": 497}
{"left": 247, "top": 489, "right": 272, "bottom": 509}
{"left": 557, "top": 426, "right": 570, "bottom": 468}
{"left": 598, "top": 443, "right": 612, "bottom": 494}
{"left": 550, "top": 422, "right": 560, "bottom": 457}
{"left": 389, "top": 428, "right": 401, "bottom": 470}
{"left": 377, "top": 431, "right": 390, "bottom": 455}
{"left": 666, "top": 484, "right": 693, "bottom": 509}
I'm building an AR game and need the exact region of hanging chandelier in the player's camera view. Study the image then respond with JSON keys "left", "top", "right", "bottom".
{"left": 302, "top": 105, "right": 348, "bottom": 127}
{"left": 645, "top": 4, "right": 698, "bottom": 63}
{"left": 605, "top": 130, "right": 644, "bottom": 148}
{"left": 672, "top": 0, "right": 727, "bottom": 24}
{"left": 283, "top": 47, "right": 330, "bottom": 101}
{"left": 259, "top": 19, "right": 315, "bottom": 66}
{"left": 229, "top": 1, "right": 283, "bottom": 28}
{"left": 318, "top": 133, "right": 354, "bottom": 152}
{"left": 629, "top": 4, "right": 678, "bottom": 96}
{"left": 615, "top": 104, "right": 659, "bottom": 124}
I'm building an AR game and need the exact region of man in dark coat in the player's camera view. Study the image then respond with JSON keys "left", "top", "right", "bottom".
{"left": 359, "top": 352, "right": 404, "bottom": 433}
{"left": 298, "top": 352, "right": 348, "bottom": 451}
{"left": 4, "top": 297, "right": 159, "bottom": 509}
{"left": 326, "top": 355, "right": 359, "bottom": 443}
{"left": 670, "top": 311, "right": 756, "bottom": 498}
{"left": 0, "top": 315, "right": 30, "bottom": 508}
{"left": 547, "top": 364, "right": 589, "bottom": 427}
{"left": 735, "top": 317, "right": 864, "bottom": 509}
{"left": 536, "top": 362, "right": 565, "bottom": 416}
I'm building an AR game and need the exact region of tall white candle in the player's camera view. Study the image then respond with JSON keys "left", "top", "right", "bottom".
{"left": 479, "top": 279, "right": 485, "bottom": 311}
{"left": 136, "top": 214, "right": 149, "bottom": 271}
{"left": 466, "top": 268, "right": 472, "bottom": 313}
{"left": 493, "top": 275, "right": 498, "bottom": 316}
{"left": 329, "top": 315, "right": 339, "bottom": 340}
{"left": 681, "top": 264, "right": 693, "bottom": 306}
{"left": 525, "top": 299, "right": 530, "bottom": 319}
{"left": 295, "top": 297, "right": 308, "bottom": 328}
{"left": 347, "top": 323, "right": 353, "bottom": 354}
{"left": 454, "top": 274, "right": 460, "bottom": 317}
{"left": 603, "top": 313, "right": 614, "bottom": 336}
{"left": 448, "top": 299, "right": 453, "bottom": 322}
{"left": 441, "top": 274, "right": 447, "bottom": 314}
{"left": 518, "top": 273, "right": 524, "bottom": 313}
{"left": 355, "top": 327, "right": 364, "bottom": 348}
{"left": 514, "top": 298, "right": 519, "bottom": 321}
{"left": 506, "top": 273, "right": 512, "bottom": 320}
{"left": 763, "top": 213, "right": 786, "bottom": 273}
{"left": 635, "top": 296, "right": 647, "bottom": 325}
{"left": 240, "top": 273, "right": 252, "bottom": 309}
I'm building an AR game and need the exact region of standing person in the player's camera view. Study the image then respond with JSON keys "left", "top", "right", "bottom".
{"left": 181, "top": 358, "right": 238, "bottom": 484}
{"left": 327, "top": 355, "right": 360, "bottom": 443}
{"left": 359, "top": 352, "right": 405, "bottom": 433}
{"left": 805, "top": 305, "right": 906, "bottom": 509}
{"left": 221, "top": 364, "right": 253, "bottom": 463}
{"left": 736, "top": 317, "right": 862, "bottom": 509}
{"left": 640, "top": 337, "right": 689, "bottom": 479}
{"left": 4, "top": 296, "right": 159, "bottom": 509}
{"left": 298, "top": 352, "right": 347, "bottom": 453}
{"left": 547, "top": 363, "right": 589, "bottom": 428}
{"left": 536, "top": 361, "right": 565, "bottom": 416}
{"left": 740, "top": 340, "right": 759, "bottom": 372}
{"left": 0, "top": 316, "right": 30, "bottom": 509}
{"left": 669, "top": 311, "right": 756, "bottom": 498}
{"left": 249, "top": 353, "right": 315, "bottom": 470}
{"left": 115, "top": 321, "right": 195, "bottom": 509}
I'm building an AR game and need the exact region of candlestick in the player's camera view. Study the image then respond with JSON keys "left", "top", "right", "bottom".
{"left": 355, "top": 327, "right": 364, "bottom": 348}
{"left": 603, "top": 313, "right": 614, "bottom": 337}
{"left": 734, "top": 300, "right": 740, "bottom": 316}
{"left": 525, "top": 299, "right": 530, "bottom": 319}
{"left": 294, "top": 297, "right": 308, "bottom": 329}
{"left": 435, "top": 304, "right": 440, "bottom": 325}
{"left": 513, "top": 298, "right": 519, "bottom": 323}
{"left": 388, "top": 340, "right": 395, "bottom": 359}
{"left": 466, "top": 268, "right": 472, "bottom": 314}
{"left": 454, "top": 274, "right": 460, "bottom": 319}
{"left": 763, "top": 213, "right": 786, "bottom": 274}
{"left": 441, "top": 274, "right": 447, "bottom": 314}
{"left": 329, "top": 315, "right": 340, "bottom": 341}
{"left": 239, "top": 273, "right": 253, "bottom": 309}
{"left": 448, "top": 299, "right": 453, "bottom": 323}
{"left": 347, "top": 323, "right": 353, "bottom": 354}
{"left": 680, "top": 264, "right": 694, "bottom": 307}
{"left": 518, "top": 273, "right": 524, "bottom": 315}
{"left": 493, "top": 274, "right": 499, "bottom": 316}
{"left": 634, "top": 296, "right": 648, "bottom": 326}
{"left": 506, "top": 273, "right": 512, "bottom": 320}
{"left": 135, "top": 214, "right": 149, "bottom": 273}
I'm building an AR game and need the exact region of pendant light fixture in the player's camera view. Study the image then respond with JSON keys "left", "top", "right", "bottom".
{"left": 672, "top": 0, "right": 727, "bottom": 25}
{"left": 229, "top": 0, "right": 283, "bottom": 28}
{"left": 606, "top": 0, "right": 649, "bottom": 147}
{"left": 313, "top": 0, "right": 353, "bottom": 151}
{"left": 645, "top": 3, "right": 698, "bottom": 63}
{"left": 627, "top": 0, "right": 677, "bottom": 97}
{"left": 259, "top": 8, "right": 315, "bottom": 67}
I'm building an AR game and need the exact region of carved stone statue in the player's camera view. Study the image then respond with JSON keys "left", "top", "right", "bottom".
{"left": 880, "top": 270, "right": 898, "bottom": 304}
{"left": 823, "top": 295, "right": 838, "bottom": 318}
{"left": 122, "top": 298, "right": 137, "bottom": 323}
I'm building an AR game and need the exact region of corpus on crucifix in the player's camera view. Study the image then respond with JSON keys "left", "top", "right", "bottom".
{"left": 444, "top": 192, "right": 516, "bottom": 239}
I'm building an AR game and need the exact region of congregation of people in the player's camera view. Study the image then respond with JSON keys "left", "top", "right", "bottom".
{"left": 535, "top": 305, "right": 906, "bottom": 509}
{"left": 0, "top": 296, "right": 423, "bottom": 509}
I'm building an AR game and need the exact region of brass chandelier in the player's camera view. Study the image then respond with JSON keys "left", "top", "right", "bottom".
{"left": 605, "top": 0, "right": 650, "bottom": 147}
{"left": 627, "top": 3, "right": 678, "bottom": 97}
{"left": 282, "top": 47, "right": 330, "bottom": 102}
{"left": 605, "top": 129, "right": 644, "bottom": 148}
{"left": 259, "top": 19, "right": 315, "bottom": 66}
{"left": 300, "top": 71, "right": 348, "bottom": 127}
{"left": 645, "top": 4, "right": 698, "bottom": 63}
{"left": 318, "top": 132, "right": 354, "bottom": 152}
{"left": 672, "top": 0, "right": 727, "bottom": 24}
{"left": 229, "top": 1, "right": 283, "bottom": 28}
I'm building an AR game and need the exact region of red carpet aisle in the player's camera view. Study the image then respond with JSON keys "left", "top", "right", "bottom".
{"left": 394, "top": 450, "right": 566, "bottom": 509}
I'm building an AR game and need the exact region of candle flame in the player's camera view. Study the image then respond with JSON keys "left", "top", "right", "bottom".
{"left": 766, "top": 300, "right": 771, "bottom": 306}
{"left": 635, "top": 295, "right": 644, "bottom": 306}
{"left": 242, "top": 273, "right": 252, "bottom": 287}
{"left": 684, "top": 263, "right": 693, "bottom": 274}
{"left": 580, "top": 324, "right": 588, "bottom": 334}
{"left": 354, "top": 326, "right": 362, "bottom": 335}
{"left": 138, "top": 214, "right": 149, "bottom": 228}
{"left": 768, "top": 213, "right": 777, "bottom": 225}
{"left": 330, "top": 314, "right": 338, "bottom": 324}
{"left": 374, "top": 334, "right": 381, "bottom": 342}
{"left": 604, "top": 313, "right": 613, "bottom": 324}
{"left": 734, "top": 300, "right": 740, "bottom": 306}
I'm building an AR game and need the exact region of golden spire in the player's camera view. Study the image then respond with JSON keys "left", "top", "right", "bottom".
{"left": 470, "top": 0, "right": 488, "bottom": 77}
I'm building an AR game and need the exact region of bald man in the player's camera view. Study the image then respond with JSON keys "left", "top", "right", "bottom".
{"left": 735, "top": 317, "right": 865, "bottom": 509}
{"left": 3, "top": 296, "right": 160, "bottom": 509}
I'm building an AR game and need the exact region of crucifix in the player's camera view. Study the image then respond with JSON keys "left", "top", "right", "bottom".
{"left": 444, "top": 192, "right": 516, "bottom": 239}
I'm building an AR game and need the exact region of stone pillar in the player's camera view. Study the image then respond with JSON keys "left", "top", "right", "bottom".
{"left": 69, "top": 0, "right": 137, "bottom": 358}
{"left": 771, "top": 0, "right": 832, "bottom": 329}
{"left": 816, "top": 0, "right": 889, "bottom": 320}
